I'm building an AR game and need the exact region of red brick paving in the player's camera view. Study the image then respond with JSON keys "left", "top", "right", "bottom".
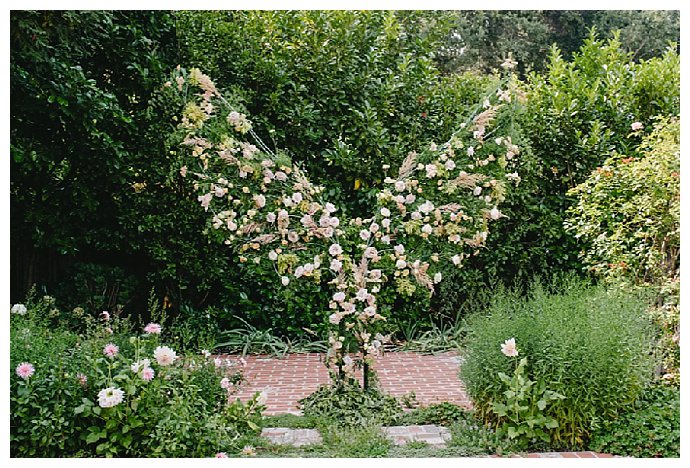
{"left": 224, "top": 351, "right": 469, "bottom": 415}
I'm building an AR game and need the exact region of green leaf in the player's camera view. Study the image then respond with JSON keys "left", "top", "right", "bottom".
{"left": 85, "top": 431, "right": 101, "bottom": 444}
{"left": 537, "top": 399, "right": 547, "bottom": 411}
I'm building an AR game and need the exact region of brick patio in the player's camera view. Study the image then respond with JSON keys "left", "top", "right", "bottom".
{"left": 224, "top": 351, "right": 470, "bottom": 415}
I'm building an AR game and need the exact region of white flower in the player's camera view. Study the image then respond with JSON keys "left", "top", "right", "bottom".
{"left": 355, "top": 288, "right": 368, "bottom": 301}
{"left": 275, "top": 171, "right": 287, "bottom": 182}
{"left": 382, "top": 218, "right": 391, "bottom": 228}
{"left": 130, "top": 358, "right": 151, "bottom": 373}
{"left": 467, "top": 146, "right": 475, "bottom": 156}
{"left": 325, "top": 202, "right": 337, "bottom": 213}
{"left": 380, "top": 207, "right": 391, "bottom": 217}
{"left": 473, "top": 186, "right": 482, "bottom": 196}
{"left": 369, "top": 222, "right": 379, "bottom": 233}
{"left": 452, "top": 254, "right": 461, "bottom": 266}
{"left": 11, "top": 304, "right": 27, "bottom": 315}
{"left": 369, "top": 269, "right": 382, "bottom": 280}
{"left": 394, "top": 244, "right": 405, "bottom": 255}
{"left": 329, "top": 244, "right": 343, "bottom": 256}
{"left": 364, "top": 247, "right": 378, "bottom": 259}
{"left": 631, "top": 121, "right": 644, "bottom": 131}
{"left": 422, "top": 224, "right": 433, "bottom": 235}
{"left": 97, "top": 387, "right": 125, "bottom": 408}
{"left": 292, "top": 192, "right": 303, "bottom": 204}
{"left": 333, "top": 292, "right": 346, "bottom": 302}
{"left": 266, "top": 212, "right": 277, "bottom": 223}
{"left": 153, "top": 346, "right": 177, "bottom": 366}
{"left": 433, "top": 272, "right": 442, "bottom": 283}
{"left": 295, "top": 266, "right": 305, "bottom": 278}
{"left": 396, "top": 259, "right": 407, "bottom": 269}
{"left": 490, "top": 207, "right": 501, "bottom": 220}
{"left": 360, "top": 230, "right": 371, "bottom": 241}
{"left": 253, "top": 194, "right": 266, "bottom": 208}
{"left": 329, "top": 313, "right": 342, "bottom": 325}
{"left": 281, "top": 276, "right": 290, "bottom": 286}
{"left": 419, "top": 200, "right": 434, "bottom": 214}
{"left": 411, "top": 211, "right": 422, "bottom": 220}
{"left": 381, "top": 235, "right": 391, "bottom": 244}
{"left": 501, "top": 338, "right": 519, "bottom": 357}
{"left": 268, "top": 250, "right": 278, "bottom": 261}
{"left": 445, "top": 159, "right": 456, "bottom": 170}
{"left": 330, "top": 259, "right": 342, "bottom": 272}
{"left": 395, "top": 180, "right": 406, "bottom": 192}
{"left": 425, "top": 164, "right": 438, "bottom": 178}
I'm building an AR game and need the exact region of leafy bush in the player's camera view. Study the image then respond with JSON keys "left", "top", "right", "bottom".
{"left": 566, "top": 117, "right": 679, "bottom": 284}
{"left": 299, "top": 381, "right": 402, "bottom": 427}
{"left": 441, "top": 32, "right": 681, "bottom": 316}
{"left": 10, "top": 300, "right": 264, "bottom": 457}
{"left": 460, "top": 277, "right": 654, "bottom": 449}
{"left": 395, "top": 402, "right": 468, "bottom": 427}
{"left": 588, "top": 385, "right": 680, "bottom": 457}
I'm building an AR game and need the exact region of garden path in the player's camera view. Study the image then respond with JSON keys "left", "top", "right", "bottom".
{"left": 223, "top": 351, "right": 469, "bottom": 415}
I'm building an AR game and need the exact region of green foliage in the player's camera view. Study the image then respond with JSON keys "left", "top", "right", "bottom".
{"left": 460, "top": 277, "right": 654, "bottom": 449}
{"left": 316, "top": 423, "right": 392, "bottom": 458}
{"left": 566, "top": 117, "right": 679, "bottom": 284}
{"left": 300, "top": 381, "right": 402, "bottom": 427}
{"left": 490, "top": 357, "right": 565, "bottom": 449}
{"left": 395, "top": 402, "right": 468, "bottom": 427}
{"left": 215, "top": 317, "right": 327, "bottom": 356}
{"left": 440, "top": 32, "right": 681, "bottom": 314}
{"left": 588, "top": 385, "right": 680, "bottom": 457}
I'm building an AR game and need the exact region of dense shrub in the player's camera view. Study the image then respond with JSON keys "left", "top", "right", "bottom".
{"left": 566, "top": 117, "right": 679, "bottom": 284}
{"left": 445, "top": 33, "right": 680, "bottom": 313}
{"left": 10, "top": 299, "right": 263, "bottom": 457}
{"left": 588, "top": 385, "right": 680, "bottom": 457}
{"left": 460, "top": 277, "right": 654, "bottom": 449}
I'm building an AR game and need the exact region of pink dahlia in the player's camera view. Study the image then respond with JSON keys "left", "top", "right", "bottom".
{"left": 103, "top": 343, "right": 119, "bottom": 358}
{"left": 141, "top": 367, "right": 155, "bottom": 382}
{"left": 144, "top": 323, "right": 162, "bottom": 334}
{"left": 16, "top": 362, "right": 35, "bottom": 380}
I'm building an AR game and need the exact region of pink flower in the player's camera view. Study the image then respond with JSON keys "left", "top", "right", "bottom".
{"left": 153, "top": 346, "right": 177, "bottom": 366}
{"left": 76, "top": 372, "right": 88, "bottom": 387}
{"left": 144, "top": 323, "right": 162, "bottom": 334}
{"left": 220, "top": 377, "right": 233, "bottom": 389}
{"left": 631, "top": 121, "right": 643, "bottom": 131}
{"left": 103, "top": 343, "right": 119, "bottom": 358}
{"left": 501, "top": 338, "right": 519, "bottom": 357}
{"left": 215, "top": 452, "right": 228, "bottom": 458}
{"left": 16, "top": 362, "right": 35, "bottom": 379}
{"left": 140, "top": 367, "right": 155, "bottom": 382}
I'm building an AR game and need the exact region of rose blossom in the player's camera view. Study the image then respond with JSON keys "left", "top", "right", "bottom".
{"left": 631, "top": 121, "right": 643, "bottom": 131}
{"left": 329, "top": 244, "right": 343, "bottom": 256}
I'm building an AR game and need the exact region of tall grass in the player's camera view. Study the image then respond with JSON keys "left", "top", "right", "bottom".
{"left": 460, "top": 277, "right": 654, "bottom": 449}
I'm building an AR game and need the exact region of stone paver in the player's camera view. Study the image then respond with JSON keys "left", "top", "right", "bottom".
{"left": 261, "top": 427, "right": 322, "bottom": 447}
{"left": 223, "top": 351, "right": 469, "bottom": 415}
{"left": 382, "top": 424, "right": 451, "bottom": 447}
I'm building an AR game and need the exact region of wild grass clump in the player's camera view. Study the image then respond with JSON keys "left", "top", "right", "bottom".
{"left": 460, "top": 276, "right": 654, "bottom": 449}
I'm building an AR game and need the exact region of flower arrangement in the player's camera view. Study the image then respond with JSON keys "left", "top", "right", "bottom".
{"left": 170, "top": 66, "right": 523, "bottom": 387}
